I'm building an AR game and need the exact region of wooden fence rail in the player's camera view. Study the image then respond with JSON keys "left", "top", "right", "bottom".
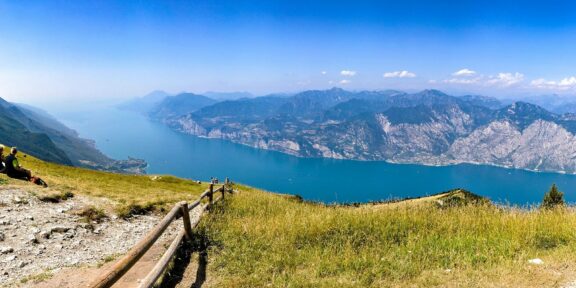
{"left": 88, "top": 179, "right": 234, "bottom": 288}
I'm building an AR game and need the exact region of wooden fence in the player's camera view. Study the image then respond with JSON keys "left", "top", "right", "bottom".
{"left": 88, "top": 179, "right": 234, "bottom": 288}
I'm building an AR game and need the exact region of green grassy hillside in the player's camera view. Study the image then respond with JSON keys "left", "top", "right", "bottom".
{"left": 0, "top": 149, "right": 207, "bottom": 215}
{"left": 2, "top": 149, "right": 576, "bottom": 287}
{"left": 198, "top": 187, "right": 576, "bottom": 287}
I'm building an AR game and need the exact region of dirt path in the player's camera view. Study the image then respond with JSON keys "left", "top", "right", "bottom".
{"left": 30, "top": 238, "right": 171, "bottom": 288}
{"left": 0, "top": 187, "right": 204, "bottom": 287}
{"left": 23, "top": 205, "right": 205, "bottom": 288}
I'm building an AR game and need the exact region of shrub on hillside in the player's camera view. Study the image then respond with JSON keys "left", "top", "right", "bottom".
{"left": 115, "top": 202, "right": 155, "bottom": 219}
{"left": 76, "top": 206, "right": 108, "bottom": 223}
{"left": 541, "top": 184, "right": 565, "bottom": 209}
{"left": 38, "top": 191, "right": 74, "bottom": 203}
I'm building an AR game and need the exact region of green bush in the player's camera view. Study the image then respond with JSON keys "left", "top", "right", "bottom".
{"left": 541, "top": 184, "right": 565, "bottom": 209}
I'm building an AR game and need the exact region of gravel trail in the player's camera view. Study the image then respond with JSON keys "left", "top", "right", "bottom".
{"left": 0, "top": 187, "right": 201, "bottom": 287}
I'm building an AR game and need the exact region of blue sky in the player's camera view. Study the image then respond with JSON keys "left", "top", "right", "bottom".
{"left": 1, "top": 0, "right": 576, "bottom": 104}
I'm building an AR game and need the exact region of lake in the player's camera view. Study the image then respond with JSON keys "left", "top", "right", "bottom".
{"left": 52, "top": 106, "right": 576, "bottom": 206}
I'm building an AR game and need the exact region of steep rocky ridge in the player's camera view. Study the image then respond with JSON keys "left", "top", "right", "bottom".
{"left": 159, "top": 88, "right": 576, "bottom": 174}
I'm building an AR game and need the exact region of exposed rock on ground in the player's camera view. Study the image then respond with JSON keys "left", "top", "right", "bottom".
{"left": 0, "top": 187, "right": 182, "bottom": 287}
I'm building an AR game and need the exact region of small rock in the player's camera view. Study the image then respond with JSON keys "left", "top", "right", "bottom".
{"left": 0, "top": 232, "right": 4, "bottom": 241}
{"left": 50, "top": 226, "right": 73, "bottom": 234}
{"left": 5, "top": 255, "right": 16, "bottom": 262}
{"left": 31, "top": 227, "right": 41, "bottom": 234}
{"left": 528, "top": 258, "right": 544, "bottom": 265}
{"left": 27, "top": 234, "right": 39, "bottom": 244}
{"left": 25, "top": 215, "right": 34, "bottom": 221}
{"left": 0, "top": 247, "right": 14, "bottom": 254}
{"left": 55, "top": 244, "right": 63, "bottom": 250}
{"left": 39, "top": 230, "right": 50, "bottom": 239}
{"left": 18, "top": 261, "right": 28, "bottom": 268}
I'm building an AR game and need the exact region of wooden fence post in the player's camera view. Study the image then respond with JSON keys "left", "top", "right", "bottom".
{"left": 209, "top": 183, "right": 214, "bottom": 205}
{"left": 180, "top": 201, "right": 193, "bottom": 241}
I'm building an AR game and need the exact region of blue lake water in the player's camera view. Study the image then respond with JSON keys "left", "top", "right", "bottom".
{"left": 52, "top": 106, "right": 576, "bottom": 206}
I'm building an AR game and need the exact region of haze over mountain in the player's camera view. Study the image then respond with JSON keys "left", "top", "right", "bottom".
{"left": 118, "top": 90, "right": 171, "bottom": 114}
{"left": 134, "top": 88, "right": 576, "bottom": 174}
{"left": 119, "top": 91, "right": 256, "bottom": 117}
{"left": 0, "top": 96, "right": 146, "bottom": 173}
{"left": 514, "top": 94, "right": 576, "bottom": 115}
{"left": 202, "top": 91, "right": 254, "bottom": 100}
{"left": 149, "top": 93, "right": 218, "bottom": 119}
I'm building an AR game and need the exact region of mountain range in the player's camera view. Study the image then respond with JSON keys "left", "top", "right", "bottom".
{"left": 0, "top": 97, "right": 146, "bottom": 174}
{"left": 134, "top": 88, "right": 576, "bottom": 174}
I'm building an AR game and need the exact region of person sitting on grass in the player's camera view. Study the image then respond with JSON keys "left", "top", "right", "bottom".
{"left": 4, "top": 147, "right": 47, "bottom": 187}
{"left": 0, "top": 145, "right": 6, "bottom": 174}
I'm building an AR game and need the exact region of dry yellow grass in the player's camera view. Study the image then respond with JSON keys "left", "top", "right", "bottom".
{"left": 0, "top": 149, "right": 208, "bottom": 215}
{"left": 198, "top": 186, "right": 576, "bottom": 287}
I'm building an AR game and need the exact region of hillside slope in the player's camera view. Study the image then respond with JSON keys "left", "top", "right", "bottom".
{"left": 0, "top": 99, "right": 72, "bottom": 165}
{"left": 2, "top": 151, "right": 576, "bottom": 287}
{"left": 0, "top": 149, "right": 211, "bottom": 286}
{"left": 0, "top": 97, "right": 146, "bottom": 173}
{"left": 197, "top": 187, "right": 576, "bottom": 287}
{"left": 0, "top": 148, "right": 207, "bottom": 212}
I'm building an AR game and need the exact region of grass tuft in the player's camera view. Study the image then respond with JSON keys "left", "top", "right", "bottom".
{"left": 19, "top": 271, "right": 53, "bottom": 284}
{"left": 115, "top": 202, "right": 156, "bottom": 219}
{"left": 75, "top": 206, "right": 108, "bottom": 223}
{"left": 37, "top": 191, "right": 74, "bottom": 203}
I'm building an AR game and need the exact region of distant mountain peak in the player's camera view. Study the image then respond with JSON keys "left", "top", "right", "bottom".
{"left": 327, "top": 87, "right": 346, "bottom": 92}
{"left": 202, "top": 91, "right": 254, "bottom": 100}
{"left": 144, "top": 90, "right": 170, "bottom": 97}
{"left": 507, "top": 101, "right": 550, "bottom": 114}
{"left": 418, "top": 89, "right": 449, "bottom": 96}
{"left": 496, "top": 101, "right": 556, "bottom": 130}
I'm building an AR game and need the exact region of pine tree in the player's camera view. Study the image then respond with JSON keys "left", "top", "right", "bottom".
{"left": 541, "top": 184, "right": 565, "bottom": 209}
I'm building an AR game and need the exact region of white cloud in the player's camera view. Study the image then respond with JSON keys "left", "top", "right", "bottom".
{"left": 442, "top": 72, "right": 524, "bottom": 87}
{"left": 443, "top": 77, "right": 481, "bottom": 84}
{"left": 321, "top": 71, "right": 327, "bottom": 75}
{"left": 339, "top": 79, "right": 351, "bottom": 85}
{"left": 559, "top": 76, "right": 576, "bottom": 87}
{"left": 531, "top": 76, "right": 576, "bottom": 90}
{"left": 340, "top": 70, "right": 356, "bottom": 77}
{"left": 383, "top": 70, "right": 416, "bottom": 78}
{"left": 452, "top": 68, "right": 476, "bottom": 76}
{"left": 486, "top": 72, "right": 524, "bottom": 87}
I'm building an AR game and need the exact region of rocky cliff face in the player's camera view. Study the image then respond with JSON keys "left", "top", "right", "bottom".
{"left": 160, "top": 89, "right": 576, "bottom": 174}
{"left": 446, "top": 120, "right": 576, "bottom": 172}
